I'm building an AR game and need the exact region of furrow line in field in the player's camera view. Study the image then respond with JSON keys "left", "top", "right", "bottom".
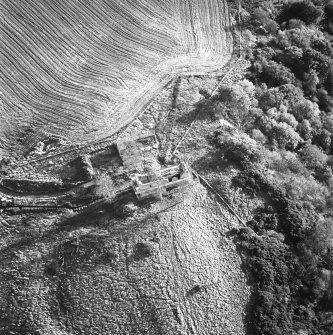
{"left": 1, "top": 0, "right": 234, "bottom": 156}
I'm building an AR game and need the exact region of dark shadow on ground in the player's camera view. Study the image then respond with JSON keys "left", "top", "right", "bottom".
{"left": 191, "top": 149, "right": 234, "bottom": 174}
{"left": 0, "top": 190, "right": 138, "bottom": 260}
{"left": 175, "top": 98, "right": 217, "bottom": 125}
{"left": 90, "top": 144, "right": 122, "bottom": 171}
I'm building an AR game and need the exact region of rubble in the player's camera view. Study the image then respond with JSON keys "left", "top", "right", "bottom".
{"left": 116, "top": 134, "right": 159, "bottom": 171}
{"left": 131, "top": 162, "right": 192, "bottom": 201}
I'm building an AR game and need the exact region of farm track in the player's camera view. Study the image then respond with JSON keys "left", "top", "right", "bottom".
{"left": 1, "top": 0, "right": 234, "bottom": 157}
{"left": 0, "top": 180, "right": 96, "bottom": 198}
{"left": 0, "top": 181, "right": 133, "bottom": 212}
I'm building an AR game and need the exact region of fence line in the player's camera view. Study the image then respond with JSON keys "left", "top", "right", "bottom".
{"left": 191, "top": 169, "right": 246, "bottom": 226}
{"left": 171, "top": 56, "right": 241, "bottom": 156}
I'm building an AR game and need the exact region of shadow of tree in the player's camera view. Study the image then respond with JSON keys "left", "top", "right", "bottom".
{"left": 0, "top": 191, "right": 137, "bottom": 261}
{"left": 176, "top": 98, "right": 217, "bottom": 125}
{"left": 191, "top": 149, "right": 233, "bottom": 174}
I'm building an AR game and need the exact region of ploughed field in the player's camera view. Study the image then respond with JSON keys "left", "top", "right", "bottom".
{"left": 0, "top": 0, "right": 233, "bottom": 152}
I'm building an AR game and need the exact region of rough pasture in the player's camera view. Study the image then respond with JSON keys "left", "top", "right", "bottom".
{"left": 0, "top": 0, "right": 233, "bottom": 152}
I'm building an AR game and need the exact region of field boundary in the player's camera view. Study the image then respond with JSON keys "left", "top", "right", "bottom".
{"left": 171, "top": 55, "right": 242, "bottom": 156}
{"left": 15, "top": 4, "right": 238, "bottom": 169}
{"left": 191, "top": 169, "right": 246, "bottom": 226}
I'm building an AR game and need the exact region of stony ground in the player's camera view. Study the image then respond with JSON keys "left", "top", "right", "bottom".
{"left": 0, "top": 55, "right": 255, "bottom": 335}
{"left": 0, "top": 181, "right": 250, "bottom": 335}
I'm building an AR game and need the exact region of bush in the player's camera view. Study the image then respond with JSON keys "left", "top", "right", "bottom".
{"left": 303, "top": 48, "right": 332, "bottom": 83}
{"left": 283, "top": 174, "right": 329, "bottom": 210}
{"left": 216, "top": 80, "right": 258, "bottom": 130}
{"left": 253, "top": 59, "right": 297, "bottom": 87}
{"left": 251, "top": 128, "right": 267, "bottom": 145}
{"left": 279, "top": 112, "right": 298, "bottom": 129}
{"left": 287, "top": 18, "right": 304, "bottom": 29}
{"left": 267, "top": 150, "right": 308, "bottom": 175}
{"left": 215, "top": 129, "right": 264, "bottom": 165}
{"left": 252, "top": 8, "right": 271, "bottom": 26}
{"left": 303, "top": 70, "right": 320, "bottom": 97}
{"left": 256, "top": 84, "right": 304, "bottom": 112}
{"left": 253, "top": 46, "right": 277, "bottom": 61}
{"left": 236, "top": 227, "right": 299, "bottom": 335}
{"left": 322, "top": 0, "right": 333, "bottom": 34}
{"left": 311, "top": 38, "right": 333, "bottom": 57}
{"left": 270, "top": 121, "right": 302, "bottom": 150}
{"left": 257, "top": 86, "right": 285, "bottom": 111}
{"left": 297, "top": 119, "right": 312, "bottom": 140}
{"left": 299, "top": 144, "right": 327, "bottom": 170}
{"left": 233, "top": 165, "right": 317, "bottom": 243}
{"left": 251, "top": 7, "right": 279, "bottom": 34}
{"left": 275, "top": 46, "right": 305, "bottom": 79}
{"left": 289, "top": 98, "right": 320, "bottom": 122}
{"left": 314, "top": 129, "right": 332, "bottom": 153}
{"left": 276, "top": 26, "right": 315, "bottom": 50}
{"left": 231, "top": 3, "right": 333, "bottom": 334}
{"left": 317, "top": 88, "right": 333, "bottom": 113}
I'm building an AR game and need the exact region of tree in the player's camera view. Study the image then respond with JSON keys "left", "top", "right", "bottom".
{"left": 283, "top": 174, "right": 329, "bottom": 210}
{"left": 215, "top": 129, "right": 264, "bottom": 165}
{"left": 323, "top": 0, "right": 333, "bottom": 34}
{"left": 297, "top": 119, "right": 313, "bottom": 140}
{"left": 254, "top": 46, "right": 276, "bottom": 62}
{"left": 252, "top": 8, "right": 271, "bottom": 27}
{"left": 278, "top": 0, "right": 323, "bottom": 25}
{"left": 317, "top": 88, "right": 333, "bottom": 113}
{"left": 324, "top": 65, "right": 333, "bottom": 95}
{"left": 289, "top": 98, "right": 320, "bottom": 122}
{"left": 270, "top": 121, "right": 302, "bottom": 150}
{"left": 287, "top": 18, "right": 304, "bottom": 29}
{"left": 257, "top": 86, "right": 285, "bottom": 111}
{"left": 303, "top": 48, "right": 332, "bottom": 83}
{"left": 217, "top": 80, "right": 258, "bottom": 130}
{"left": 251, "top": 7, "right": 279, "bottom": 34}
{"left": 314, "top": 129, "right": 332, "bottom": 153}
{"left": 275, "top": 45, "right": 305, "bottom": 78}
{"left": 242, "top": 29, "right": 257, "bottom": 58}
{"left": 253, "top": 59, "right": 297, "bottom": 87}
{"left": 311, "top": 38, "right": 333, "bottom": 57}
{"left": 304, "top": 218, "right": 333, "bottom": 295}
{"left": 276, "top": 26, "right": 316, "bottom": 50}
{"left": 322, "top": 113, "right": 333, "bottom": 134}
{"left": 251, "top": 128, "right": 267, "bottom": 145}
{"left": 304, "top": 70, "right": 319, "bottom": 97}
{"left": 279, "top": 84, "right": 305, "bottom": 106}
{"left": 279, "top": 112, "right": 298, "bottom": 129}
{"left": 299, "top": 143, "right": 327, "bottom": 170}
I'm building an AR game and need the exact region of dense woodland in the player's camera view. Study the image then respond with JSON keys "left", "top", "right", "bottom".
{"left": 215, "top": 1, "right": 333, "bottom": 334}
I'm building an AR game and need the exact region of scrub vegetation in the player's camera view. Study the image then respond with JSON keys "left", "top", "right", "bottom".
{"left": 212, "top": 1, "right": 333, "bottom": 334}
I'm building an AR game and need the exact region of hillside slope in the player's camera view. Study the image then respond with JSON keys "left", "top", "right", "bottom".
{"left": 0, "top": 183, "right": 250, "bottom": 335}
{"left": 0, "top": 0, "right": 233, "bottom": 153}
